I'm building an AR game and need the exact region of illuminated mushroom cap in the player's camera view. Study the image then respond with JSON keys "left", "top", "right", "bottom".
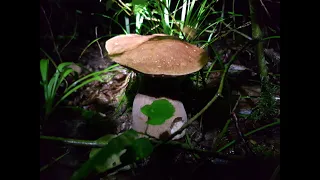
{"left": 105, "top": 34, "right": 208, "bottom": 76}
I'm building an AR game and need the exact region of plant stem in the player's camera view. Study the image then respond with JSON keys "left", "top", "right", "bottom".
{"left": 40, "top": 151, "right": 69, "bottom": 172}
{"left": 40, "top": 6, "right": 62, "bottom": 63}
{"left": 249, "top": 0, "right": 269, "bottom": 81}
{"left": 41, "top": 135, "right": 103, "bottom": 147}
{"left": 40, "top": 135, "right": 245, "bottom": 161}
{"left": 217, "top": 120, "right": 280, "bottom": 152}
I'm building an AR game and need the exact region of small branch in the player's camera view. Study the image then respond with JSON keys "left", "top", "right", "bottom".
{"left": 231, "top": 112, "right": 254, "bottom": 155}
{"left": 95, "top": 26, "right": 104, "bottom": 59}
{"left": 231, "top": 112, "right": 245, "bottom": 141}
{"left": 229, "top": 95, "right": 249, "bottom": 150}
{"left": 115, "top": 0, "right": 132, "bottom": 16}
{"left": 259, "top": 0, "right": 272, "bottom": 19}
{"left": 222, "top": 21, "right": 252, "bottom": 40}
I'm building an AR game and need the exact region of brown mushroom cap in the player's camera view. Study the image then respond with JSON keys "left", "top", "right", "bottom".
{"left": 105, "top": 34, "right": 208, "bottom": 76}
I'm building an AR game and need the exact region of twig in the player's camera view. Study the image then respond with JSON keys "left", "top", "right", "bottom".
{"left": 40, "top": 6, "right": 62, "bottom": 63}
{"left": 228, "top": 95, "right": 254, "bottom": 155}
{"left": 222, "top": 21, "right": 252, "bottom": 40}
{"left": 259, "top": 0, "right": 272, "bottom": 19}
{"left": 231, "top": 112, "right": 254, "bottom": 155}
{"left": 115, "top": 0, "right": 132, "bottom": 16}
{"left": 95, "top": 26, "right": 104, "bottom": 59}
{"left": 212, "top": 93, "right": 241, "bottom": 151}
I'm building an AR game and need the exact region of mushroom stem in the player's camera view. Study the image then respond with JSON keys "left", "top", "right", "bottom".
{"left": 132, "top": 93, "right": 187, "bottom": 140}
{"left": 137, "top": 74, "right": 186, "bottom": 101}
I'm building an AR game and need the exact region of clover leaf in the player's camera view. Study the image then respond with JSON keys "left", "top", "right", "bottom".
{"left": 141, "top": 99, "right": 175, "bottom": 125}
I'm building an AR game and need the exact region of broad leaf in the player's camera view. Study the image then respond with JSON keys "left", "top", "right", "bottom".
{"left": 141, "top": 99, "right": 175, "bottom": 125}
{"left": 71, "top": 130, "right": 138, "bottom": 180}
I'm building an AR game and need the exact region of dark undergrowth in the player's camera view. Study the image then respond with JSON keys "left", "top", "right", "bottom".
{"left": 40, "top": 0, "right": 280, "bottom": 180}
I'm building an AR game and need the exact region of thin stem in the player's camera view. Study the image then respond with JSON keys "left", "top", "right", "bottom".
{"left": 40, "top": 6, "right": 62, "bottom": 63}
{"left": 222, "top": 21, "right": 252, "bottom": 40}
{"left": 40, "top": 150, "right": 69, "bottom": 172}
{"left": 217, "top": 120, "right": 280, "bottom": 152}
{"left": 209, "top": 7, "right": 253, "bottom": 41}
{"left": 95, "top": 26, "right": 104, "bottom": 58}
{"left": 249, "top": 0, "right": 269, "bottom": 80}
{"left": 269, "top": 165, "right": 280, "bottom": 180}
{"left": 232, "top": 0, "right": 236, "bottom": 41}
{"left": 218, "top": 0, "right": 225, "bottom": 33}
{"left": 59, "top": 15, "right": 78, "bottom": 54}
{"left": 40, "top": 48, "right": 57, "bottom": 68}
{"left": 41, "top": 135, "right": 103, "bottom": 147}
{"left": 231, "top": 112, "right": 254, "bottom": 154}
{"left": 40, "top": 135, "right": 246, "bottom": 161}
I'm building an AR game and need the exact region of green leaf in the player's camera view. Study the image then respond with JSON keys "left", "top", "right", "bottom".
{"left": 141, "top": 99, "right": 175, "bottom": 125}
{"left": 105, "top": 0, "right": 114, "bottom": 11}
{"left": 71, "top": 130, "right": 138, "bottom": 180}
{"left": 58, "top": 68, "right": 75, "bottom": 87}
{"left": 40, "top": 59, "right": 49, "bottom": 84}
{"left": 89, "top": 134, "right": 118, "bottom": 173}
{"left": 228, "top": 12, "right": 243, "bottom": 17}
{"left": 131, "top": 138, "right": 153, "bottom": 160}
{"left": 132, "top": 0, "right": 147, "bottom": 6}
{"left": 262, "top": 36, "right": 280, "bottom": 41}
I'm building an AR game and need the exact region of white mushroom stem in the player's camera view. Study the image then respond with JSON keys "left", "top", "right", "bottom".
{"left": 132, "top": 93, "right": 187, "bottom": 140}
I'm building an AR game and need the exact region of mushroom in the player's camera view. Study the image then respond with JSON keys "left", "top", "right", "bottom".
{"left": 105, "top": 34, "right": 208, "bottom": 140}
{"left": 105, "top": 34, "right": 208, "bottom": 76}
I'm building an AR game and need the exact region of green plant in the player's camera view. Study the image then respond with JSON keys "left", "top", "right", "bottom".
{"left": 113, "top": 0, "right": 224, "bottom": 44}
{"left": 141, "top": 99, "right": 175, "bottom": 125}
{"left": 71, "top": 129, "right": 153, "bottom": 180}
{"left": 40, "top": 59, "right": 119, "bottom": 118}
{"left": 249, "top": 81, "right": 279, "bottom": 121}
